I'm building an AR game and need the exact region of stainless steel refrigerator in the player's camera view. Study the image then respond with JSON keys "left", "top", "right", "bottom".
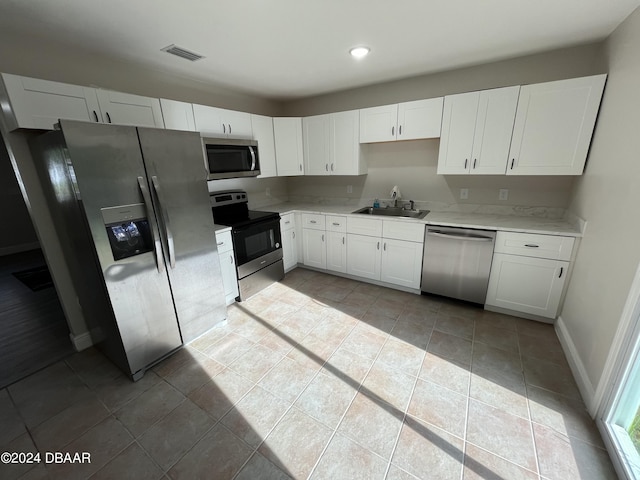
{"left": 29, "top": 120, "right": 227, "bottom": 380}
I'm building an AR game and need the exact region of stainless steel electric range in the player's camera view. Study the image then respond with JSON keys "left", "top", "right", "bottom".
{"left": 210, "top": 190, "right": 284, "bottom": 301}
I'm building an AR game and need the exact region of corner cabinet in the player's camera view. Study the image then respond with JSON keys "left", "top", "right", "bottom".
{"left": 485, "top": 232, "right": 575, "bottom": 320}
{"left": 215, "top": 229, "right": 239, "bottom": 305}
{"left": 251, "top": 114, "right": 278, "bottom": 178}
{"left": 273, "top": 117, "right": 304, "bottom": 176}
{"left": 507, "top": 74, "right": 607, "bottom": 175}
{"left": 438, "top": 86, "right": 520, "bottom": 175}
{"left": 303, "top": 110, "right": 365, "bottom": 176}
{"left": 280, "top": 213, "right": 298, "bottom": 272}
{"left": 359, "top": 98, "right": 443, "bottom": 143}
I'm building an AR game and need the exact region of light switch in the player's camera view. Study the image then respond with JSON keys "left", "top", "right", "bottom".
{"left": 460, "top": 188, "right": 468, "bottom": 200}
{"left": 499, "top": 189, "right": 509, "bottom": 201}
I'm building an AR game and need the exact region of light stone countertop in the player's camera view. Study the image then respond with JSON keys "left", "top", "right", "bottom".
{"left": 259, "top": 202, "right": 583, "bottom": 237}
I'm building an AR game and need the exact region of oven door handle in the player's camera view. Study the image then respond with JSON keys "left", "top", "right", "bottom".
{"left": 249, "top": 146, "right": 257, "bottom": 171}
{"left": 151, "top": 176, "right": 176, "bottom": 269}
{"left": 137, "top": 176, "right": 164, "bottom": 273}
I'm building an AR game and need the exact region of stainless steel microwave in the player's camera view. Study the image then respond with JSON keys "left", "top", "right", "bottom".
{"left": 203, "top": 137, "right": 260, "bottom": 180}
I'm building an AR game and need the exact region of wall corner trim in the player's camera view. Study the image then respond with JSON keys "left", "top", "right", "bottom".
{"left": 555, "top": 316, "right": 597, "bottom": 416}
{"left": 69, "top": 331, "right": 93, "bottom": 352}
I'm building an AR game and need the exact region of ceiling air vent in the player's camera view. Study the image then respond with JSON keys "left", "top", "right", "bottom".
{"left": 161, "top": 44, "right": 205, "bottom": 62}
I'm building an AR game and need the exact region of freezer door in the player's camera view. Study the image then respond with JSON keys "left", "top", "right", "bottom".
{"left": 58, "top": 120, "right": 182, "bottom": 376}
{"left": 137, "top": 127, "right": 227, "bottom": 342}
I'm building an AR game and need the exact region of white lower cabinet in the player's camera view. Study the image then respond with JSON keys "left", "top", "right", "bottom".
{"left": 485, "top": 254, "right": 568, "bottom": 319}
{"left": 280, "top": 213, "right": 297, "bottom": 272}
{"left": 485, "top": 231, "right": 575, "bottom": 319}
{"left": 380, "top": 238, "right": 423, "bottom": 289}
{"left": 326, "top": 232, "right": 347, "bottom": 273}
{"left": 215, "top": 230, "right": 238, "bottom": 305}
{"left": 346, "top": 233, "right": 381, "bottom": 281}
{"left": 303, "top": 229, "right": 326, "bottom": 269}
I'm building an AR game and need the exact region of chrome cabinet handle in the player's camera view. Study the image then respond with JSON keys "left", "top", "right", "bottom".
{"left": 299, "top": 164, "right": 302, "bottom": 171}
{"left": 465, "top": 159, "right": 468, "bottom": 169}
{"left": 559, "top": 267, "right": 564, "bottom": 278}
{"left": 93, "top": 110, "right": 99, "bottom": 122}
{"left": 383, "top": 242, "right": 387, "bottom": 251}
{"left": 342, "top": 236, "right": 345, "bottom": 245}
{"left": 228, "top": 124, "right": 232, "bottom": 134}
{"left": 322, "top": 234, "right": 324, "bottom": 241}
{"left": 473, "top": 159, "right": 477, "bottom": 169}
{"left": 524, "top": 244, "right": 539, "bottom": 248}
{"left": 310, "top": 220, "right": 317, "bottom": 224}
{"left": 223, "top": 124, "right": 226, "bottom": 134}
{"left": 511, "top": 159, "right": 515, "bottom": 169}
{"left": 230, "top": 255, "right": 234, "bottom": 264}
{"left": 399, "top": 125, "right": 402, "bottom": 136}
{"left": 292, "top": 231, "right": 296, "bottom": 239}
{"left": 217, "top": 241, "right": 224, "bottom": 246}
{"left": 331, "top": 163, "right": 334, "bottom": 171}
{"left": 332, "top": 222, "right": 340, "bottom": 226}
{"left": 377, "top": 241, "right": 380, "bottom": 250}
{"left": 137, "top": 176, "right": 164, "bottom": 273}
{"left": 391, "top": 126, "right": 395, "bottom": 137}
{"left": 151, "top": 176, "right": 176, "bottom": 269}
{"left": 285, "top": 220, "right": 290, "bottom": 224}
{"left": 106, "top": 112, "right": 112, "bottom": 123}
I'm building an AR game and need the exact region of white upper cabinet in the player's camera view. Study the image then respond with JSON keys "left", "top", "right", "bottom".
{"left": 251, "top": 114, "right": 278, "bottom": 178}
{"left": 1, "top": 73, "right": 103, "bottom": 130}
{"left": 273, "top": 117, "right": 304, "bottom": 176}
{"left": 303, "top": 114, "right": 330, "bottom": 175}
{"left": 160, "top": 99, "right": 196, "bottom": 131}
{"left": 359, "top": 98, "right": 443, "bottom": 143}
{"left": 95, "top": 90, "right": 164, "bottom": 128}
{"left": 438, "top": 86, "right": 519, "bottom": 174}
{"left": 303, "top": 110, "right": 364, "bottom": 176}
{"left": 193, "top": 104, "right": 253, "bottom": 139}
{"left": 507, "top": 74, "right": 606, "bottom": 175}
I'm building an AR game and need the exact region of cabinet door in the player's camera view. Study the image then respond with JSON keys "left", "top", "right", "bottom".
{"left": 380, "top": 238, "right": 423, "bottom": 289}
{"left": 397, "top": 98, "right": 443, "bottom": 141}
{"left": 330, "top": 110, "right": 364, "bottom": 175}
{"left": 359, "top": 104, "right": 397, "bottom": 143}
{"left": 282, "top": 228, "right": 298, "bottom": 272}
{"left": 219, "top": 250, "right": 239, "bottom": 305}
{"left": 1, "top": 73, "right": 102, "bottom": 130}
{"left": 222, "top": 109, "right": 253, "bottom": 139}
{"left": 508, "top": 74, "right": 606, "bottom": 175}
{"left": 274, "top": 117, "right": 304, "bottom": 176}
{"left": 160, "top": 99, "right": 196, "bottom": 131}
{"left": 326, "top": 231, "right": 347, "bottom": 274}
{"left": 302, "top": 228, "right": 326, "bottom": 269}
{"left": 96, "top": 90, "right": 164, "bottom": 128}
{"left": 346, "top": 234, "right": 381, "bottom": 281}
{"left": 485, "top": 253, "right": 568, "bottom": 319}
{"left": 303, "top": 114, "right": 330, "bottom": 175}
{"left": 193, "top": 104, "right": 225, "bottom": 136}
{"left": 251, "top": 114, "right": 278, "bottom": 178}
{"left": 437, "top": 91, "right": 479, "bottom": 174}
{"left": 470, "top": 86, "right": 519, "bottom": 175}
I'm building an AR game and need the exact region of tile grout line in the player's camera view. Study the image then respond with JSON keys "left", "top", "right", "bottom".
{"left": 460, "top": 316, "right": 477, "bottom": 480}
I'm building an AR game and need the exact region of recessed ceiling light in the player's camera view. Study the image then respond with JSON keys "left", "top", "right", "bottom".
{"left": 349, "top": 46, "right": 370, "bottom": 59}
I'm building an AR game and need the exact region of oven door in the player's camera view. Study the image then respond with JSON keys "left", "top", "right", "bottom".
{"left": 232, "top": 217, "right": 282, "bottom": 278}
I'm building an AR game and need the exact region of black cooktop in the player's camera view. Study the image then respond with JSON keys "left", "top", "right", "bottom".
{"left": 210, "top": 190, "right": 279, "bottom": 228}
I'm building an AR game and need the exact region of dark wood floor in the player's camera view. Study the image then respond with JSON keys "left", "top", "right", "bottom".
{"left": 0, "top": 249, "right": 74, "bottom": 389}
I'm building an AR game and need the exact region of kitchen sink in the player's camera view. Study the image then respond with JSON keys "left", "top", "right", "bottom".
{"left": 352, "top": 206, "right": 430, "bottom": 219}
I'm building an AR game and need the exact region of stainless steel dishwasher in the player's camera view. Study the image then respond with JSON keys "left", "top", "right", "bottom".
{"left": 421, "top": 226, "right": 496, "bottom": 304}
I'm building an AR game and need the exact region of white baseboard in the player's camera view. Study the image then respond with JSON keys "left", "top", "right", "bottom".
{"left": 555, "top": 316, "right": 597, "bottom": 416}
{"left": 0, "top": 242, "right": 40, "bottom": 256}
{"left": 69, "top": 331, "right": 93, "bottom": 351}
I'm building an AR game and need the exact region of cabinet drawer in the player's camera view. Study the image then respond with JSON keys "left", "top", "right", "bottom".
{"left": 382, "top": 220, "right": 425, "bottom": 243}
{"left": 347, "top": 217, "right": 383, "bottom": 237}
{"left": 280, "top": 213, "right": 295, "bottom": 231}
{"left": 215, "top": 229, "right": 234, "bottom": 253}
{"left": 327, "top": 215, "right": 347, "bottom": 233}
{"left": 302, "top": 213, "right": 326, "bottom": 230}
{"left": 494, "top": 231, "right": 574, "bottom": 261}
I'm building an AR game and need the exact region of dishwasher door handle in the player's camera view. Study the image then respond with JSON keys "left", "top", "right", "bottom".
{"left": 427, "top": 231, "right": 494, "bottom": 242}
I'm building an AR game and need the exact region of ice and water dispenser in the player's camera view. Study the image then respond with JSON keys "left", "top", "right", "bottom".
{"left": 102, "top": 204, "right": 154, "bottom": 261}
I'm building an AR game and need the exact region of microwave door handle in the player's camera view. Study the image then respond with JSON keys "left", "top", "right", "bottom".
{"left": 151, "top": 176, "right": 176, "bottom": 269}
{"left": 137, "top": 176, "right": 164, "bottom": 273}
{"left": 249, "top": 146, "right": 256, "bottom": 171}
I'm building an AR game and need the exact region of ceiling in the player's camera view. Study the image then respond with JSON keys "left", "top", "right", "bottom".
{"left": 0, "top": 0, "right": 638, "bottom": 100}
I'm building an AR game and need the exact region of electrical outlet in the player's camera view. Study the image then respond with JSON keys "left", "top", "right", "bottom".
{"left": 499, "top": 189, "right": 509, "bottom": 201}
{"left": 347, "top": 185, "right": 353, "bottom": 194}
{"left": 266, "top": 187, "right": 271, "bottom": 197}
{"left": 460, "top": 188, "right": 469, "bottom": 200}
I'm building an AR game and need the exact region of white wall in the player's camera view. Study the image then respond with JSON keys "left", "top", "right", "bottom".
{"left": 560, "top": 6, "right": 640, "bottom": 401}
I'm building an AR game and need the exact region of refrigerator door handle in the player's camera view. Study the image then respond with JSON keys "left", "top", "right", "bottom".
{"left": 137, "top": 176, "right": 164, "bottom": 273}
{"left": 151, "top": 176, "right": 176, "bottom": 269}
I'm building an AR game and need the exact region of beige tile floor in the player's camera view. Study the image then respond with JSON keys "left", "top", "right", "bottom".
{"left": 0, "top": 268, "right": 617, "bottom": 479}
